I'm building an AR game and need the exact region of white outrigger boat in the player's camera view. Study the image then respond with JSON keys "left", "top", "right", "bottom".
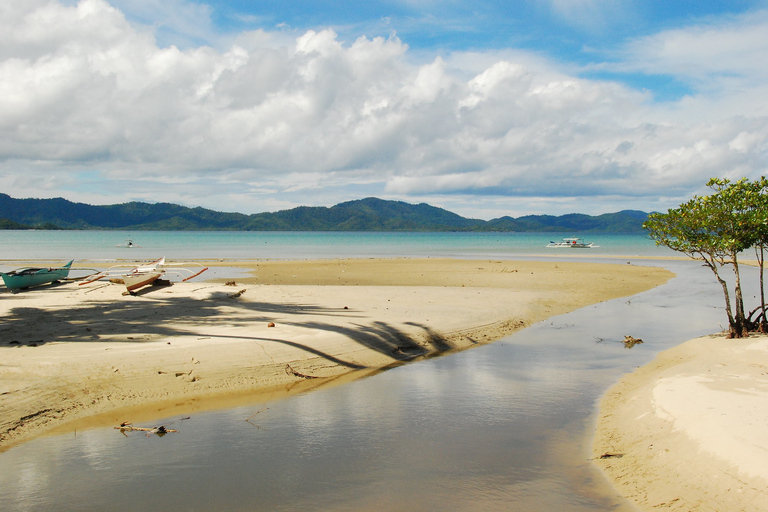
{"left": 546, "top": 237, "right": 596, "bottom": 248}
{"left": 79, "top": 257, "right": 208, "bottom": 293}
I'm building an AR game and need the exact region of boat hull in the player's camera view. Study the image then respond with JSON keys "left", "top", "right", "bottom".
{"left": 0, "top": 260, "right": 73, "bottom": 290}
{"left": 123, "top": 271, "right": 163, "bottom": 292}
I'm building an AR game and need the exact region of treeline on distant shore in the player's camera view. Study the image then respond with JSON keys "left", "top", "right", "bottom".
{"left": 0, "top": 218, "right": 62, "bottom": 230}
{"left": 0, "top": 193, "right": 649, "bottom": 233}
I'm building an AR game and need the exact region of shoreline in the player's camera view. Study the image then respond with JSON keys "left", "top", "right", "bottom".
{"left": 0, "top": 252, "right": 693, "bottom": 268}
{"left": 1, "top": 258, "right": 672, "bottom": 452}
{"left": 593, "top": 334, "right": 768, "bottom": 511}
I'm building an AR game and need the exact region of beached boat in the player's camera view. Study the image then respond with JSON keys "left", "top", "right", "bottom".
{"left": 0, "top": 260, "right": 74, "bottom": 291}
{"left": 122, "top": 257, "right": 166, "bottom": 291}
{"left": 546, "top": 237, "right": 595, "bottom": 248}
{"left": 79, "top": 257, "right": 208, "bottom": 293}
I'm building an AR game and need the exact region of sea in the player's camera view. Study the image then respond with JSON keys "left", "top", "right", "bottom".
{"left": 0, "top": 230, "right": 732, "bottom": 511}
{"left": 0, "top": 230, "right": 675, "bottom": 263}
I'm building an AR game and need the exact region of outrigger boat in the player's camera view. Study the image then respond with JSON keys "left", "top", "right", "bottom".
{"left": 79, "top": 257, "right": 208, "bottom": 293}
{"left": 122, "top": 257, "right": 166, "bottom": 291}
{"left": 1, "top": 260, "right": 74, "bottom": 291}
{"left": 546, "top": 237, "right": 596, "bottom": 248}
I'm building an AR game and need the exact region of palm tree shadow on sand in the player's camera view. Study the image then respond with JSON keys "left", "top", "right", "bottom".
{"left": 0, "top": 284, "right": 464, "bottom": 367}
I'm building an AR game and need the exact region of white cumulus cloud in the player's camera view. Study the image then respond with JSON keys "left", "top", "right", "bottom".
{"left": 0, "top": 0, "right": 766, "bottom": 218}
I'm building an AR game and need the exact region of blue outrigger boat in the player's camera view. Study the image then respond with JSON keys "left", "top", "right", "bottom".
{"left": 0, "top": 260, "right": 74, "bottom": 291}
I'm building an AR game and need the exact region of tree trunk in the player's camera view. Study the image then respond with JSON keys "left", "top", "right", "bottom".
{"left": 703, "top": 257, "right": 741, "bottom": 337}
{"left": 731, "top": 254, "right": 747, "bottom": 336}
{"left": 759, "top": 245, "right": 767, "bottom": 332}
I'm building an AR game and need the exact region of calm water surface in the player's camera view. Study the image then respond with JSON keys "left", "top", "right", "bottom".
{"left": 0, "top": 230, "right": 675, "bottom": 262}
{"left": 0, "top": 258, "right": 738, "bottom": 511}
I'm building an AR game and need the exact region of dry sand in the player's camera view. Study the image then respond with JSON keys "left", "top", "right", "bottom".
{"left": 0, "top": 258, "right": 670, "bottom": 452}
{"left": 594, "top": 334, "right": 768, "bottom": 511}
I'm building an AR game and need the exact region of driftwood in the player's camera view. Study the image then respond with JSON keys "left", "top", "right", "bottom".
{"left": 113, "top": 424, "right": 178, "bottom": 434}
{"left": 285, "top": 364, "right": 318, "bottom": 379}
{"left": 245, "top": 407, "right": 269, "bottom": 422}
{"left": 594, "top": 335, "right": 644, "bottom": 348}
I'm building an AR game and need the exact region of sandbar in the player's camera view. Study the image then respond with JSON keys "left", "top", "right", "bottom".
{"left": 1, "top": 258, "right": 671, "bottom": 452}
{"left": 594, "top": 334, "right": 768, "bottom": 511}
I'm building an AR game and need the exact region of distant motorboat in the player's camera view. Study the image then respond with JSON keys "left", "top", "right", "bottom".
{"left": 116, "top": 239, "right": 139, "bottom": 248}
{"left": 546, "top": 237, "right": 596, "bottom": 248}
{"left": 0, "top": 260, "right": 74, "bottom": 291}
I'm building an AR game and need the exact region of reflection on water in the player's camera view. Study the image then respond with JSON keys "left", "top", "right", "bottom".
{"left": 0, "top": 260, "right": 741, "bottom": 511}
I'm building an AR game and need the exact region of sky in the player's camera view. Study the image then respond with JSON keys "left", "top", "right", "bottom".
{"left": 1, "top": 0, "right": 767, "bottom": 219}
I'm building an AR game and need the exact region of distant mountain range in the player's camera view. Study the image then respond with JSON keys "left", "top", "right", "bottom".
{"left": 0, "top": 193, "right": 650, "bottom": 232}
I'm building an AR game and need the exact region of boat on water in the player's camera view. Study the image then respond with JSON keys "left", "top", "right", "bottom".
{"left": 0, "top": 260, "right": 74, "bottom": 291}
{"left": 546, "top": 237, "right": 596, "bottom": 248}
{"left": 79, "top": 257, "right": 208, "bottom": 293}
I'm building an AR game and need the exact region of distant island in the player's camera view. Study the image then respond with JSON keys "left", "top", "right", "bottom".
{"left": 0, "top": 193, "right": 649, "bottom": 232}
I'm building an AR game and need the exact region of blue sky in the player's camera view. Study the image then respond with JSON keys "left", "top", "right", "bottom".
{"left": 147, "top": 0, "right": 756, "bottom": 99}
{"left": 2, "top": 0, "right": 768, "bottom": 218}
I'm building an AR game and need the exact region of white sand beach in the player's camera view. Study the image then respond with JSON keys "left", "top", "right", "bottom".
{"left": 1, "top": 257, "right": 670, "bottom": 452}
{"left": 594, "top": 334, "right": 768, "bottom": 512}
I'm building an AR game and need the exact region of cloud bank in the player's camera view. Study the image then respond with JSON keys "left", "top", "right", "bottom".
{"left": 1, "top": 0, "right": 766, "bottom": 217}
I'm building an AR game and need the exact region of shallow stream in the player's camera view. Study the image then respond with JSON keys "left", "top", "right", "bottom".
{"left": 0, "top": 259, "right": 745, "bottom": 511}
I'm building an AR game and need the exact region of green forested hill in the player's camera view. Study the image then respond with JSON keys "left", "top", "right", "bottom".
{"left": 0, "top": 193, "right": 648, "bottom": 232}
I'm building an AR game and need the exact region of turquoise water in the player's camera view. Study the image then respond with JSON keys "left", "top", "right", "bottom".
{"left": 0, "top": 230, "right": 672, "bottom": 262}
